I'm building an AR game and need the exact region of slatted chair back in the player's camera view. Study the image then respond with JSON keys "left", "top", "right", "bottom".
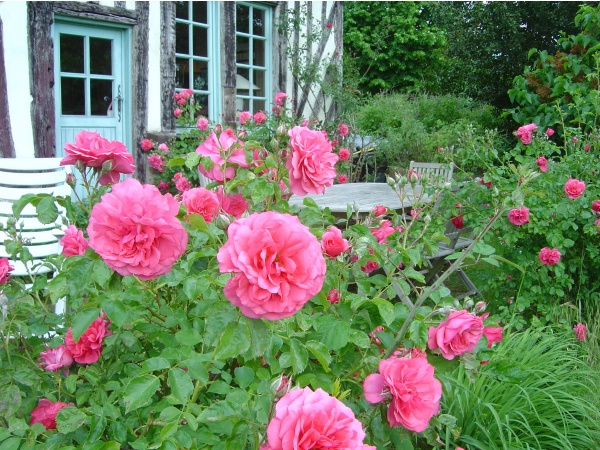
{"left": 0, "top": 158, "right": 71, "bottom": 279}
{"left": 409, "top": 161, "right": 454, "bottom": 184}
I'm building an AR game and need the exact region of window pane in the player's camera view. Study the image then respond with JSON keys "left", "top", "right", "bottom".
{"left": 89, "top": 38, "right": 112, "bottom": 75}
{"left": 61, "top": 77, "right": 85, "bottom": 115}
{"left": 236, "top": 67, "right": 251, "bottom": 93}
{"left": 253, "top": 69, "right": 266, "bottom": 96}
{"left": 175, "top": 1, "right": 188, "bottom": 20}
{"left": 176, "top": 57, "right": 190, "bottom": 88}
{"left": 192, "top": 2, "right": 207, "bottom": 24}
{"left": 253, "top": 8, "right": 265, "bottom": 36}
{"left": 176, "top": 23, "right": 189, "bottom": 54}
{"left": 236, "top": 36, "right": 250, "bottom": 65}
{"left": 254, "top": 99, "right": 265, "bottom": 112}
{"left": 194, "top": 93, "right": 209, "bottom": 118}
{"left": 253, "top": 39, "right": 265, "bottom": 67}
{"left": 90, "top": 79, "right": 113, "bottom": 116}
{"left": 192, "top": 26, "right": 208, "bottom": 57}
{"left": 192, "top": 60, "right": 208, "bottom": 91}
{"left": 236, "top": 4, "right": 249, "bottom": 34}
{"left": 60, "top": 34, "right": 84, "bottom": 73}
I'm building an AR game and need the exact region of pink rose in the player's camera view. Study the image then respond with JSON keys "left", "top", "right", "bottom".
{"left": 326, "top": 22, "right": 333, "bottom": 29}
{"left": 585, "top": 145, "right": 591, "bottom": 152}
{"left": 196, "top": 130, "right": 249, "bottom": 182}
{"left": 362, "top": 260, "right": 379, "bottom": 274}
{"left": 591, "top": 200, "right": 600, "bottom": 213}
{"left": 574, "top": 322, "right": 587, "bottom": 341}
{"left": 216, "top": 186, "right": 248, "bottom": 218}
{"left": 573, "top": 136, "right": 578, "bottom": 143}
{"left": 158, "top": 143, "right": 169, "bottom": 153}
{"left": 538, "top": 247, "right": 561, "bottom": 265}
{"left": 253, "top": 111, "right": 267, "bottom": 124}
{"left": 30, "top": 399, "right": 72, "bottom": 430}
{"left": 87, "top": 178, "right": 188, "bottom": 280}
{"left": 217, "top": 212, "right": 325, "bottom": 320}
{"left": 65, "top": 315, "right": 110, "bottom": 364}
{"left": 60, "top": 225, "right": 89, "bottom": 257}
{"left": 546, "top": 128, "right": 554, "bottom": 137}
{"left": 286, "top": 126, "right": 338, "bottom": 196}
{"left": 371, "top": 220, "right": 396, "bottom": 244}
{"left": 338, "top": 147, "right": 350, "bottom": 160}
{"left": 174, "top": 174, "right": 191, "bottom": 192}
{"left": 265, "top": 387, "right": 369, "bottom": 449}
{"left": 182, "top": 187, "right": 220, "bottom": 223}
{"left": 536, "top": 156, "right": 548, "bottom": 172}
{"left": 157, "top": 180, "right": 170, "bottom": 192}
{"left": 173, "top": 108, "right": 182, "bottom": 117}
{"left": 321, "top": 226, "right": 349, "bottom": 258}
{"left": 196, "top": 117, "right": 209, "bottom": 130}
{"left": 0, "top": 257, "right": 14, "bottom": 284}
{"left": 507, "top": 206, "right": 530, "bottom": 226}
{"left": 327, "top": 288, "right": 340, "bottom": 304}
{"left": 274, "top": 92, "right": 287, "bottom": 106}
{"left": 372, "top": 205, "right": 387, "bottom": 217}
{"left": 564, "top": 178, "right": 586, "bottom": 199}
{"left": 140, "top": 139, "right": 154, "bottom": 152}
{"left": 39, "top": 344, "right": 73, "bottom": 372}
{"left": 451, "top": 214, "right": 464, "bottom": 230}
{"left": 483, "top": 325, "right": 503, "bottom": 348}
{"left": 364, "top": 356, "right": 442, "bottom": 432}
{"left": 427, "top": 310, "right": 484, "bottom": 360}
{"left": 239, "top": 111, "right": 252, "bottom": 125}
{"left": 147, "top": 154, "right": 165, "bottom": 172}
{"left": 337, "top": 174, "right": 347, "bottom": 184}
{"left": 338, "top": 123, "right": 349, "bottom": 137}
{"left": 516, "top": 123, "right": 537, "bottom": 144}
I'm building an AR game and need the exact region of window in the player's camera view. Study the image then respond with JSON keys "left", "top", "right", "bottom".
{"left": 175, "top": 1, "right": 219, "bottom": 120}
{"left": 236, "top": 2, "right": 271, "bottom": 113}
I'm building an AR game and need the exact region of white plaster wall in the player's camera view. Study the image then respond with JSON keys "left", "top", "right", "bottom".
{"left": 146, "top": 2, "right": 162, "bottom": 132}
{"left": 0, "top": 2, "right": 36, "bottom": 158}
{"left": 125, "top": 2, "right": 137, "bottom": 11}
{"left": 98, "top": 1, "right": 115, "bottom": 8}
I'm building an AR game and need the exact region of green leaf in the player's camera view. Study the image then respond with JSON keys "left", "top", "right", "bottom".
{"left": 372, "top": 297, "right": 395, "bottom": 326}
{"left": 175, "top": 328, "right": 202, "bottom": 346}
{"left": 86, "top": 414, "right": 107, "bottom": 443}
{"left": 185, "top": 152, "right": 201, "bottom": 170}
{"left": 11, "top": 193, "right": 37, "bottom": 219}
{"left": 317, "top": 317, "right": 350, "bottom": 351}
{"left": 102, "top": 299, "right": 128, "bottom": 328}
{"left": 0, "top": 385, "right": 21, "bottom": 420}
{"left": 71, "top": 308, "right": 101, "bottom": 342}
{"left": 91, "top": 260, "right": 113, "bottom": 287}
{"left": 234, "top": 367, "right": 255, "bottom": 389}
{"left": 213, "top": 320, "right": 251, "bottom": 360}
{"left": 304, "top": 340, "right": 331, "bottom": 372}
{"left": 0, "top": 437, "right": 22, "bottom": 450}
{"left": 140, "top": 357, "right": 171, "bottom": 374}
{"left": 290, "top": 339, "right": 309, "bottom": 373}
{"left": 56, "top": 406, "right": 87, "bottom": 434}
{"left": 181, "top": 359, "right": 209, "bottom": 384}
{"left": 35, "top": 195, "right": 60, "bottom": 224}
{"left": 247, "top": 318, "right": 271, "bottom": 358}
{"left": 122, "top": 375, "right": 160, "bottom": 413}
{"left": 168, "top": 368, "right": 194, "bottom": 404}
{"left": 409, "top": 320, "right": 428, "bottom": 348}
{"left": 167, "top": 156, "right": 186, "bottom": 167}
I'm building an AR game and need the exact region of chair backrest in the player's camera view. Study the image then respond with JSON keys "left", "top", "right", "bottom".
{"left": 409, "top": 161, "right": 454, "bottom": 183}
{"left": 0, "top": 158, "right": 72, "bottom": 276}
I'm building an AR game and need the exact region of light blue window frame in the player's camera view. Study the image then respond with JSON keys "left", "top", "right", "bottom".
{"left": 175, "top": 2, "right": 221, "bottom": 121}
{"left": 235, "top": 2, "right": 272, "bottom": 113}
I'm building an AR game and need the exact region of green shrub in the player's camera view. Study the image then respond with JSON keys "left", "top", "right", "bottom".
{"left": 439, "top": 327, "right": 600, "bottom": 449}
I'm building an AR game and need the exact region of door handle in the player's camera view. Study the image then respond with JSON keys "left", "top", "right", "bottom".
{"left": 114, "top": 85, "right": 123, "bottom": 122}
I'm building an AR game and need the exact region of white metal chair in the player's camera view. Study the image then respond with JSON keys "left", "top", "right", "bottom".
{"left": 0, "top": 158, "right": 72, "bottom": 314}
{"left": 409, "top": 161, "right": 454, "bottom": 183}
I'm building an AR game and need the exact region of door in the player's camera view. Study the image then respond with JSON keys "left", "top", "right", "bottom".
{"left": 54, "top": 21, "right": 130, "bottom": 158}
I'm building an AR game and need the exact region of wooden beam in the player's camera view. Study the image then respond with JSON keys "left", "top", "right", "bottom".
{"left": 131, "top": 2, "right": 149, "bottom": 182}
{"left": 0, "top": 18, "right": 15, "bottom": 158}
{"left": 222, "top": 2, "right": 236, "bottom": 128}
{"left": 160, "top": 2, "right": 176, "bottom": 133}
{"left": 52, "top": 1, "right": 137, "bottom": 25}
{"left": 273, "top": 2, "right": 288, "bottom": 94}
{"left": 28, "top": 2, "right": 56, "bottom": 158}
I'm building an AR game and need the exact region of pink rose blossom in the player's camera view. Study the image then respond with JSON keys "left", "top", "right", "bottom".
{"left": 60, "top": 225, "right": 89, "bottom": 257}
{"left": 372, "top": 205, "right": 387, "bottom": 217}
{"left": 427, "top": 310, "right": 484, "bottom": 360}
{"left": 217, "top": 212, "right": 326, "bottom": 320}
{"left": 140, "top": 139, "right": 154, "bottom": 152}
{"left": 410, "top": 208, "right": 421, "bottom": 220}
{"left": 216, "top": 186, "right": 248, "bottom": 218}
{"left": 321, "top": 226, "right": 349, "bottom": 258}
{"left": 0, "top": 257, "right": 14, "bottom": 284}
{"left": 158, "top": 143, "right": 169, "bottom": 152}
{"left": 274, "top": 92, "right": 287, "bottom": 106}
{"left": 65, "top": 315, "right": 110, "bottom": 364}
{"left": 516, "top": 123, "right": 537, "bottom": 144}
{"left": 507, "top": 206, "right": 530, "bottom": 226}
{"left": 591, "top": 200, "right": 600, "bottom": 213}
{"left": 182, "top": 187, "right": 220, "bottom": 223}
{"left": 564, "top": 178, "right": 586, "bottom": 199}
{"left": 451, "top": 214, "right": 464, "bottom": 229}
{"left": 264, "top": 387, "right": 369, "bottom": 449}
{"left": 338, "top": 147, "right": 350, "bottom": 160}
{"left": 546, "top": 128, "right": 554, "bottom": 137}
{"left": 371, "top": 220, "right": 396, "bottom": 244}
{"left": 175, "top": 175, "right": 191, "bottom": 192}
{"left": 326, "top": 22, "right": 333, "bottom": 29}
{"left": 483, "top": 325, "right": 503, "bottom": 348}
{"left": 338, "top": 123, "right": 349, "bottom": 137}
{"left": 253, "top": 111, "right": 267, "bottom": 124}
{"left": 301, "top": 119, "right": 310, "bottom": 127}
{"left": 286, "top": 126, "right": 338, "bottom": 195}
{"left": 30, "top": 399, "right": 72, "bottom": 430}
{"left": 173, "top": 108, "right": 182, "bottom": 117}
{"left": 39, "top": 344, "right": 73, "bottom": 372}
{"left": 574, "top": 323, "right": 587, "bottom": 341}
{"left": 536, "top": 156, "right": 548, "bottom": 172}
{"left": 538, "top": 247, "right": 561, "bottom": 265}
{"left": 362, "top": 260, "right": 379, "bottom": 274}
{"left": 585, "top": 145, "right": 591, "bottom": 152}
{"left": 327, "top": 288, "right": 340, "bottom": 304}
{"left": 196, "top": 117, "right": 209, "bottom": 130}
{"left": 87, "top": 178, "right": 188, "bottom": 280}
{"left": 147, "top": 154, "right": 165, "bottom": 172}
{"left": 157, "top": 180, "right": 170, "bottom": 192}
{"left": 239, "top": 111, "right": 252, "bottom": 125}
{"left": 364, "top": 356, "right": 442, "bottom": 432}
{"left": 196, "top": 130, "right": 249, "bottom": 182}
{"left": 337, "top": 174, "right": 347, "bottom": 184}
{"left": 573, "top": 136, "right": 578, "bottom": 143}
